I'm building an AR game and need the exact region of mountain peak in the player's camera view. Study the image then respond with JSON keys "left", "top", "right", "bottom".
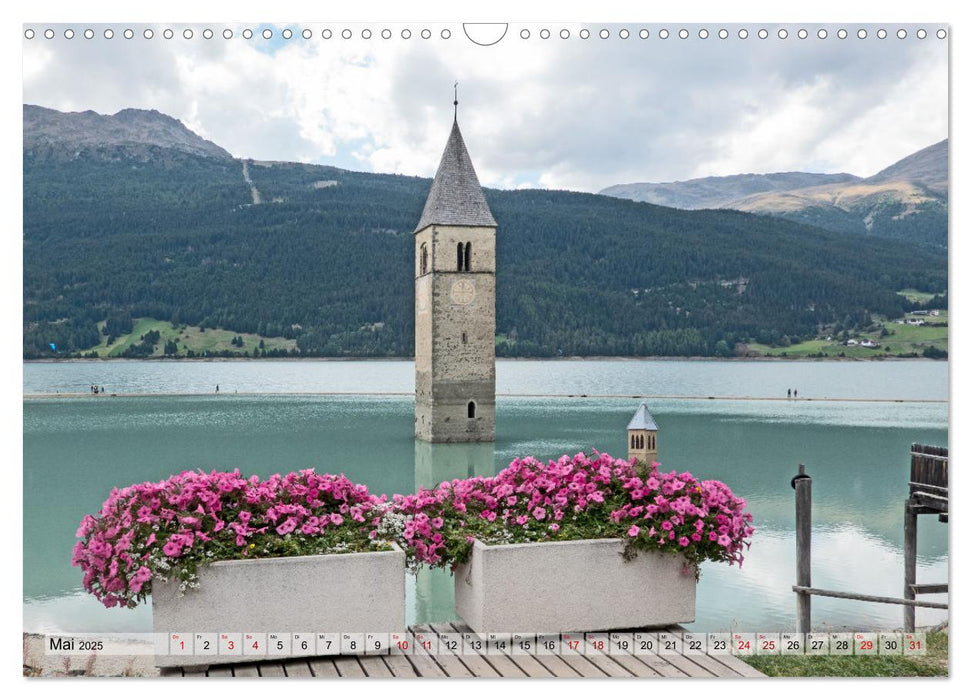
{"left": 866, "top": 139, "right": 947, "bottom": 192}
{"left": 23, "top": 104, "right": 234, "bottom": 162}
{"left": 599, "top": 140, "right": 948, "bottom": 246}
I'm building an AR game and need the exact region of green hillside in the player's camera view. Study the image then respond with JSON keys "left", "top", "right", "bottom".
{"left": 23, "top": 151, "right": 947, "bottom": 359}
{"left": 81, "top": 317, "right": 297, "bottom": 358}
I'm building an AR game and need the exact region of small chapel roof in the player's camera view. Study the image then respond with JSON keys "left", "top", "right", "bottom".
{"left": 627, "top": 402, "right": 659, "bottom": 431}
{"left": 415, "top": 118, "right": 497, "bottom": 232}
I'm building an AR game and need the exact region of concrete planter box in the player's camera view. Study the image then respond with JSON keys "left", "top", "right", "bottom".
{"left": 454, "top": 538, "right": 695, "bottom": 633}
{"left": 153, "top": 544, "right": 405, "bottom": 667}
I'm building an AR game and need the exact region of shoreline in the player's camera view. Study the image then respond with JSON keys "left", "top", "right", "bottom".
{"left": 23, "top": 355, "right": 947, "bottom": 364}
{"left": 22, "top": 392, "right": 947, "bottom": 403}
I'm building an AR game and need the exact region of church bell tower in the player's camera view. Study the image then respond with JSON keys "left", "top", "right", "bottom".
{"left": 414, "top": 96, "right": 497, "bottom": 443}
{"left": 627, "top": 402, "right": 659, "bottom": 469}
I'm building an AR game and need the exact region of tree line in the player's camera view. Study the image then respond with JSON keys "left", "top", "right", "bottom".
{"left": 23, "top": 151, "right": 947, "bottom": 359}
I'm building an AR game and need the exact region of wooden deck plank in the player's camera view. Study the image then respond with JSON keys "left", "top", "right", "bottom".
{"left": 441, "top": 622, "right": 551, "bottom": 678}
{"left": 580, "top": 652, "right": 634, "bottom": 677}
{"left": 400, "top": 628, "right": 447, "bottom": 679}
{"left": 661, "top": 624, "right": 762, "bottom": 677}
{"left": 700, "top": 653, "right": 766, "bottom": 678}
{"left": 417, "top": 623, "right": 478, "bottom": 678}
{"left": 232, "top": 663, "right": 260, "bottom": 677}
{"left": 404, "top": 650, "right": 448, "bottom": 678}
{"left": 600, "top": 653, "right": 662, "bottom": 678}
{"left": 281, "top": 660, "right": 313, "bottom": 677}
{"left": 163, "top": 622, "right": 763, "bottom": 679}
{"left": 556, "top": 652, "right": 609, "bottom": 677}
{"left": 625, "top": 653, "right": 688, "bottom": 678}
{"left": 383, "top": 653, "right": 421, "bottom": 678}
{"left": 506, "top": 652, "right": 555, "bottom": 678}
{"left": 530, "top": 652, "right": 582, "bottom": 678}
{"left": 333, "top": 656, "right": 366, "bottom": 678}
{"left": 446, "top": 622, "right": 526, "bottom": 678}
{"left": 257, "top": 662, "right": 287, "bottom": 677}
{"left": 357, "top": 655, "right": 395, "bottom": 678}
{"left": 411, "top": 624, "right": 474, "bottom": 678}
{"left": 655, "top": 653, "right": 716, "bottom": 678}
{"left": 427, "top": 622, "right": 499, "bottom": 678}
{"left": 681, "top": 652, "right": 741, "bottom": 678}
{"left": 307, "top": 657, "right": 340, "bottom": 678}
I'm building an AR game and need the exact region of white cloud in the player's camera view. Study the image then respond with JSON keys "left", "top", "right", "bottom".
{"left": 22, "top": 23, "right": 948, "bottom": 191}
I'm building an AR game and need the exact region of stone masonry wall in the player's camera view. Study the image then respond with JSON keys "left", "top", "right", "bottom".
{"left": 415, "top": 224, "right": 496, "bottom": 442}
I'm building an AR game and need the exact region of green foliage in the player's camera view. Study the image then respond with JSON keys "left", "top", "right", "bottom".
{"left": 23, "top": 152, "right": 948, "bottom": 358}
{"left": 775, "top": 199, "right": 948, "bottom": 249}
{"left": 104, "top": 311, "right": 133, "bottom": 337}
{"left": 120, "top": 329, "right": 161, "bottom": 358}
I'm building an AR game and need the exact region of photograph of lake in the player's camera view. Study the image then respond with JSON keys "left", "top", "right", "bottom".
{"left": 23, "top": 358, "right": 948, "bottom": 635}
{"left": 21, "top": 14, "right": 951, "bottom": 680}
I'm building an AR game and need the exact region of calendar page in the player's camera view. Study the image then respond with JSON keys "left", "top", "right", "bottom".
{"left": 18, "top": 0, "right": 951, "bottom": 686}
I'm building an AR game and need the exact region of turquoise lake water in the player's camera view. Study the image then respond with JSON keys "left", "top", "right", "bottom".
{"left": 23, "top": 359, "right": 948, "bottom": 634}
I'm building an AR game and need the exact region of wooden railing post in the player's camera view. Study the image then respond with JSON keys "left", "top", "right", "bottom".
{"left": 903, "top": 499, "right": 918, "bottom": 632}
{"left": 792, "top": 464, "right": 812, "bottom": 634}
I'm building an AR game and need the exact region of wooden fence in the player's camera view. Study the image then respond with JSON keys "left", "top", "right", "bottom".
{"left": 793, "top": 444, "right": 948, "bottom": 633}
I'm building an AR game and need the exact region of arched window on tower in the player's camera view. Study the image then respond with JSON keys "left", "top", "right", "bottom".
{"left": 467, "top": 401, "right": 476, "bottom": 418}
{"left": 464, "top": 241, "right": 472, "bottom": 271}
{"left": 457, "top": 242, "right": 464, "bottom": 271}
{"left": 420, "top": 243, "right": 428, "bottom": 275}
{"left": 630, "top": 434, "right": 635, "bottom": 449}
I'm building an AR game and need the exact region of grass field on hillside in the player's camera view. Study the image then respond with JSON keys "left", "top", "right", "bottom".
{"left": 747, "top": 311, "right": 947, "bottom": 359}
{"left": 897, "top": 288, "right": 939, "bottom": 304}
{"left": 85, "top": 318, "right": 297, "bottom": 358}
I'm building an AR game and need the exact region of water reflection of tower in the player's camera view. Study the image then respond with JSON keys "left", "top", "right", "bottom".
{"left": 411, "top": 440, "right": 498, "bottom": 625}
{"left": 414, "top": 440, "right": 497, "bottom": 490}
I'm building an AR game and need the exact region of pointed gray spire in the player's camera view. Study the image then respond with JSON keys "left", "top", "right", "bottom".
{"left": 415, "top": 119, "right": 497, "bottom": 233}
{"left": 627, "top": 402, "right": 659, "bottom": 431}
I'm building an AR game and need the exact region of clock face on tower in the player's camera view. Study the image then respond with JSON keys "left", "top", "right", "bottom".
{"left": 450, "top": 279, "right": 476, "bottom": 305}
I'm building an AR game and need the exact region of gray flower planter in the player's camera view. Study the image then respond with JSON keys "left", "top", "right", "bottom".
{"left": 454, "top": 538, "right": 696, "bottom": 633}
{"left": 152, "top": 544, "right": 405, "bottom": 668}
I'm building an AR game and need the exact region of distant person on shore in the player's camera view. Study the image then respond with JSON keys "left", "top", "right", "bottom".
{"left": 787, "top": 388, "right": 792, "bottom": 399}
{"left": 794, "top": 389, "right": 798, "bottom": 399}
{"left": 100, "top": 386, "right": 105, "bottom": 394}
{"left": 216, "top": 384, "right": 220, "bottom": 393}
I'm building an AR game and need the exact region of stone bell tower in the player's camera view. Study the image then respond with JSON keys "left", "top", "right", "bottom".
{"left": 627, "top": 402, "right": 659, "bottom": 467}
{"left": 414, "top": 97, "right": 497, "bottom": 443}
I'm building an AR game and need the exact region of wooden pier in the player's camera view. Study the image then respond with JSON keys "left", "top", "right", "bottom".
{"left": 159, "top": 623, "right": 765, "bottom": 679}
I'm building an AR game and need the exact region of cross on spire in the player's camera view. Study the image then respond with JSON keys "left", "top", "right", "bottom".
{"left": 453, "top": 81, "right": 459, "bottom": 120}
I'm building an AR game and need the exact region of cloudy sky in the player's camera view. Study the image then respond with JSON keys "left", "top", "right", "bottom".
{"left": 22, "top": 22, "right": 948, "bottom": 192}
